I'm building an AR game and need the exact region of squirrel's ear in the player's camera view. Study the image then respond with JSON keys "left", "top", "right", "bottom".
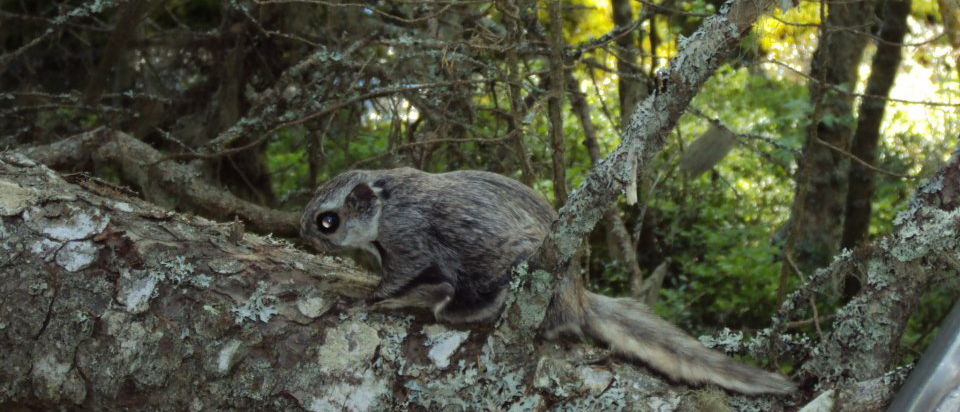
{"left": 344, "top": 182, "right": 378, "bottom": 212}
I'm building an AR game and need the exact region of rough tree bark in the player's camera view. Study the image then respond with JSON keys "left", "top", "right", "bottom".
{"left": 0, "top": 151, "right": 776, "bottom": 411}
{"left": 840, "top": 0, "right": 912, "bottom": 298}
{"left": 766, "top": 143, "right": 960, "bottom": 411}
{"left": 779, "top": 0, "right": 876, "bottom": 301}
{"left": 16, "top": 128, "right": 298, "bottom": 237}
{"left": 3, "top": 132, "right": 957, "bottom": 411}
{"left": 548, "top": 0, "right": 568, "bottom": 206}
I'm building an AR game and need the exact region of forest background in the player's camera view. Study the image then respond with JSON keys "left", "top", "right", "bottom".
{"left": 0, "top": 0, "right": 959, "bottom": 410}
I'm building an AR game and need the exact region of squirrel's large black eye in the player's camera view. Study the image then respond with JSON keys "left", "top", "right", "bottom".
{"left": 316, "top": 212, "right": 340, "bottom": 234}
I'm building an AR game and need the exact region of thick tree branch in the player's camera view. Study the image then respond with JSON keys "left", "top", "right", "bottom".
{"left": 769, "top": 145, "right": 960, "bottom": 401}
{"left": 16, "top": 128, "right": 299, "bottom": 237}
{"left": 796, "top": 369, "right": 910, "bottom": 412}
{"left": 0, "top": 151, "right": 787, "bottom": 411}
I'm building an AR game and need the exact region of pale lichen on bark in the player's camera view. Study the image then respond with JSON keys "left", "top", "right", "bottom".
{"left": 1, "top": 149, "right": 795, "bottom": 411}
{"left": 763, "top": 150, "right": 960, "bottom": 412}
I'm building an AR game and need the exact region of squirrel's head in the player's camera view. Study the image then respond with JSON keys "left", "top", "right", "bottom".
{"left": 300, "top": 170, "right": 383, "bottom": 255}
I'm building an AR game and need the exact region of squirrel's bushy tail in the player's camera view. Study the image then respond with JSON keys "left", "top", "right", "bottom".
{"left": 541, "top": 276, "right": 796, "bottom": 395}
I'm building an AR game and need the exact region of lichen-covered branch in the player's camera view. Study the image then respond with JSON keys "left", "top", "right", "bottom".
{"left": 15, "top": 128, "right": 299, "bottom": 236}
{"left": 0, "top": 152, "right": 790, "bottom": 411}
{"left": 802, "top": 156, "right": 960, "bottom": 378}
{"left": 0, "top": 152, "right": 382, "bottom": 410}
{"left": 796, "top": 369, "right": 910, "bottom": 412}
{"left": 767, "top": 146, "right": 960, "bottom": 409}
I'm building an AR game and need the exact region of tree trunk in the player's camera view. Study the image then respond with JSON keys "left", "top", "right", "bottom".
{"left": 81, "top": 0, "right": 151, "bottom": 105}
{"left": 937, "top": 0, "right": 960, "bottom": 76}
{"left": 779, "top": 0, "right": 876, "bottom": 298}
{"left": 548, "top": 0, "right": 568, "bottom": 206}
{"left": 207, "top": 6, "right": 277, "bottom": 207}
{"left": 611, "top": 0, "right": 647, "bottom": 122}
{"left": 840, "top": 0, "right": 912, "bottom": 298}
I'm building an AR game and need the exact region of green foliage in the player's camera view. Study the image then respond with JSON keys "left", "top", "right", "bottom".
{"left": 912, "top": 0, "right": 946, "bottom": 20}
{"left": 584, "top": 66, "right": 809, "bottom": 331}
{"left": 266, "top": 128, "right": 310, "bottom": 199}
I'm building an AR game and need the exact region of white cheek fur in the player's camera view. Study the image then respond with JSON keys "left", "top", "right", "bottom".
{"left": 340, "top": 207, "right": 381, "bottom": 253}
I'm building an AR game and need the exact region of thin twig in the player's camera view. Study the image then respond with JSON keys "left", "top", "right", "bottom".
{"left": 814, "top": 138, "right": 915, "bottom": 180}
{"left": 784, "top": 314, "right": 836, "bottom": 330}
{"left": 0, "top": 0, "right": 129, "bottom": 70}
{"left": 632, "top": 0, "right": 712, "bottom": 17}
{"left": 163, "top": 79, "right": 493, "bottom": 163}
{"left": 761, "top": 60, "right": 960, "bottom": 108}
{"left": 253, "top": 0, "right": 454, "bottom": 24}
{"left": 765, "top": 14, "right": 946, "bottom": 47}
{"left": 785, "top": 252, "right": 825, "bottom": 342}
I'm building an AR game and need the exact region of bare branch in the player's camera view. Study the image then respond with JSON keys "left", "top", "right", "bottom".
{"left": 16, "top": 128, "right": 299, "bottom": 236}
{"left": 0, "top": 1, "right": 130, "bottom": 71}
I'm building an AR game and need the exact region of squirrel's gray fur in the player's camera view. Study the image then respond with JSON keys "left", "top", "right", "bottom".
{"left": 301, "top": 167, "right": 796, "bottom": 395}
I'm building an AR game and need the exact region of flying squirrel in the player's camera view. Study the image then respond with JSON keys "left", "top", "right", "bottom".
{"left": 300, "top": 167, "right": 796, "bottom": 395}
